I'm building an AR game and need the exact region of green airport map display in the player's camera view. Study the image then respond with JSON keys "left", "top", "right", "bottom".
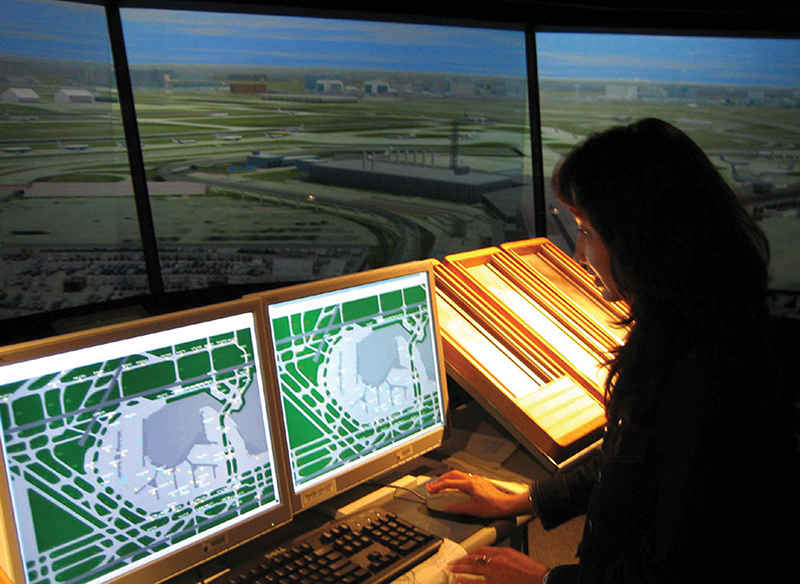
{"left": 270, "top": 276, "right": 444, "bottom": 488}
{"left": 0, "top": 316, "right": 278, "bottom": 584}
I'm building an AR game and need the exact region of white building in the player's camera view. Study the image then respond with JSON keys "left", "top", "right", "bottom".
{"left": 54, "top": 88, "right": 94, "bottom": 104}
{"left": 315, "top": 79, "right": 344, "bottom": 94}
{"left": 606, "top": 84, "right": 638, "bottom": 100}
{"left": 364, "top": 80, "right": 390, "bottom": 96}
{"left": 1, "top": 87, "right": 41, "bottom": 103}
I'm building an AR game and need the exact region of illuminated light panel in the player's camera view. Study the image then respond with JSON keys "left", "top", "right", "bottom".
{"left": 436, "top": 294, "right": 603, "bottom": 447}
{"left": 464, "top": 263, "right": 606, "bottom": 387}
{"left": 432, "top": 240, "right": 628, "bottom": 469}
{"left": 501, "top": 240, "right": 628, "bottom": 344}
{"left": 516, "top": 377, "right": 604, "bottom": 446}
{"left": 435, "top": 292, "right": 548, "bottom": 396}
{"left": 433, "top": 258, "right": 605, "bottom": 468}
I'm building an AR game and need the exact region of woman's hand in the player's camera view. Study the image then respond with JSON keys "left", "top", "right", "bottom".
{"left": 448, "top": 546, "right": 549, "bottom": 584}
{"left": 425, "top": 470, "right": 532, "bottom": 518}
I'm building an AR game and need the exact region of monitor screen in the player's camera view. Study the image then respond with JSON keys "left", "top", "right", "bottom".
{"left": 0, "top": 299, "right": 292, "bottom": 584}
{"left": 255, "top": 261, "right": 448, "bottom": 511}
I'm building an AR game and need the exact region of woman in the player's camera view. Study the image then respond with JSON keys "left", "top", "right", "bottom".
{"left": 427, "top": 118, "right": 799, "bottom": 583}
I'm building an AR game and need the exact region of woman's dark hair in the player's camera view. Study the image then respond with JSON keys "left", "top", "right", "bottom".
{"left": 552, "top": 118, "right": 771, "bottom": 423}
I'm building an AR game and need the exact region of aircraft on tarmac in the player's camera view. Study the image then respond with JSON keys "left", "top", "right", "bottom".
{"left": 721, "top": 154, "right": 797, "bottom": 188}
{"left": 2, "top": 110, "right": 38, "bottom": 121}
{"left": 755, "top": 161, "right": 797, "bottom": 175}
{"left": 721, "top": 155, "right": 775, "bottom": 194}
{"left": 265, "top": 125, "right": 304, "bottom": 138}
{"left": 173, "top": 138, "right": 197, "bottom": 144}
{"left": 463, "top": 111, "right": 496, "bottom": 125}
{"left": 216, "top": 132, "right": 242, "bottom": 141}
{"left": 57, "top": 140, "right": 89, "bottom": 151}
{"left": 1, "top": 146, "right": 32, "bottom": 154}
{"left": 388, "top": 130, "right": 417, "bottom": 140}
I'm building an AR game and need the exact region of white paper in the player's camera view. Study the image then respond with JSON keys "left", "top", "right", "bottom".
{"left": 464, "top": 421, "right": 518, "bottom": 464}
{"left": 391, "top": 538, "right": 474, "bottom": 584}
{"left": 443, "top": 451, "right": 531, "bottom": 486}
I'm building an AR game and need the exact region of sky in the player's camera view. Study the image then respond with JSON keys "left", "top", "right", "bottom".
{"left": 1, "top": 0, "right": 799, "bottom": 86}
{"left": 536, "top": 33, "right": 800, "bottom": 87}
{"left": 118, "top": 9, "right": 527, "bottom": 76}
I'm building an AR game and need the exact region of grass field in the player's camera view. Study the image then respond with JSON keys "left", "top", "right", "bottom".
{"left": 1, "top": 74, "right": 798, "bottom": 315}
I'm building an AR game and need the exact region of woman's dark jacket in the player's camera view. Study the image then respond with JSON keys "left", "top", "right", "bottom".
{"left": 531, "top": 322, "right": 799, "bottom": 583}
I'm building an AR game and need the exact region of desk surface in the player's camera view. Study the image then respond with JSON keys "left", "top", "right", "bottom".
{"left": 0, "top": 400, "right": 550, "bottom": 583}
{"left": 166, "top": 468, "right": 532, "bottom": 584}
{"left": 166, "top": 395, "right": 550, "bottom": 584}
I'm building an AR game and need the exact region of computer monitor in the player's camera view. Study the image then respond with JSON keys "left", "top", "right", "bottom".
{"left": 0, "top": 299, "right": 293, "bottom": 584}
{"left": 251, "top": 260, "right": 449, "bottom": 511}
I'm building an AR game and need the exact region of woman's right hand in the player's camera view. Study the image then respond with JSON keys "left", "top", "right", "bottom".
{"left": 425, "top": 470, "right": 532, "bottom": 518}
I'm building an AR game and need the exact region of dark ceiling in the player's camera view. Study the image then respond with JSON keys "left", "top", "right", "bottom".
{"left": 149, "top": 0, "right": 798, "bottom": 36}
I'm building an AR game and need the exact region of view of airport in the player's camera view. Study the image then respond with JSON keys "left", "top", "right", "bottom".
{"left": 269, "top": 276, "right": 444, "bottom": 488}
{"left": 0, "top": 1, "right": 531, "bottom": 322}
{"left": 536, "top": 33, "right": 800, "bottom": 297}
{"left": 538, "top": 81, "right": 800, "bottom": 291}
{"left": 0, "top": 314, "right": 279, "bottom": 583}
{"left": 1, "top": 1, "right": 798, "bottom": 325}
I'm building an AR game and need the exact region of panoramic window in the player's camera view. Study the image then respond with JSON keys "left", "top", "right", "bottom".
{"left": 536, "top": 32, "right": 800, "bottom": 298}
{"left": 0, "top": 0, "right": 138, "bottom": 322}
{"left": 119, "top": 8, "right": 530, "bottom": 293}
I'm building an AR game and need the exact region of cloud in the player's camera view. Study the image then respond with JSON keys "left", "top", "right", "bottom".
{"left": 0, "top": 25, "right": 107, "bottom": 47}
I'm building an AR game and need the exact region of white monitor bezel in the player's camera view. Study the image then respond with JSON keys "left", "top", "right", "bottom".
{"left": 0, "top": 298, "right": 293, "bottom": 584}
{"left": 250, "top": 260, "right": 450, "bottom": 512}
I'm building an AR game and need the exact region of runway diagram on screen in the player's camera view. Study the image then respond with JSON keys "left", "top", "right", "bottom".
{"left": 270, "top": 281, "right": 443, "bottom": 488}
{"left": 0, "top": 317, "right": 278, "bottom": 584}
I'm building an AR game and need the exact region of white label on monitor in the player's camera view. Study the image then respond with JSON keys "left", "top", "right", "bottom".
{"left": 300, "top": 479, "right": 338, "bottom": 509}
{"left": 203, "top": 532, "right": 229, "bottom": 554}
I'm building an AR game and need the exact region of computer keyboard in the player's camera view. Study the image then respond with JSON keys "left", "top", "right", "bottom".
{"left": 214, "top": 507, "right": 443, "bottom": 584}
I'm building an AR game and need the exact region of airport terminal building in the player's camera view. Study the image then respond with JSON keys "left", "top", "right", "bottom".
{"left": 308, "top": 156, "right": 515, "bottom": 204}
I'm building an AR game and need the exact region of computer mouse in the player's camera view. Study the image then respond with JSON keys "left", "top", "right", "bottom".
{"left": 425, "top": 488, "right": 474, "bottom": 513}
